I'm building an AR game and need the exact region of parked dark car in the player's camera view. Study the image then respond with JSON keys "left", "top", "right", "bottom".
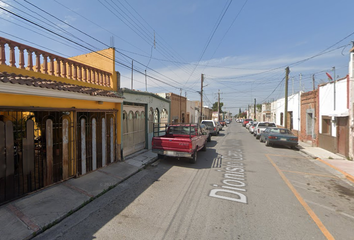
{"left": 260, "top": 127, "right": 298, "bottom": 149}
{"left": 220, "top": 120, "right": 227, "bottom": 127}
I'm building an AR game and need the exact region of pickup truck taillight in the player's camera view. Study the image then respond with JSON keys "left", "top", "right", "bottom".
{"left": 214, "top": 127, "right": 216, "bottom": 131}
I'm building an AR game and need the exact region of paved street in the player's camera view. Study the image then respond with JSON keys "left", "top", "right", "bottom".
{"left": 34, "top": 122, "right": 354, "bottom": 240}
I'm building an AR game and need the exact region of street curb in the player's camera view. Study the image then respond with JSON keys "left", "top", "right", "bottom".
{"left": 298, "top": 148, "right": 354, "bottom": 184}
{"left": 298, "top": 148, "right": 317, "bottom": 159}
{"left": 315, "top": 157, "right": 354, "bottom": 184}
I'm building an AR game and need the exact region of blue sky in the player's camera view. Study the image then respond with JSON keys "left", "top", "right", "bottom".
{"left": 0, "top": 0, "right": 353, "bottom": 115}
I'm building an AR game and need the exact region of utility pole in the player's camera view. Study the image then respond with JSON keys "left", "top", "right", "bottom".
{"left": 312, "top": 74, "right": 315, "bottom": 91}
{"left": 145, "top": 70, "right": 147, "bottom": 91}
{"left": 180, "top": 88, "right": 182, "bottom": 123}
{"left": 218, "top": 89, "right": 220, "bottom": 121}
{"left": 299, "top": 73, "right": 302, "bottom": 92}
{"left": 333, "top": 66, "right": 336, "bottom": 111}
{"left": 254, "top": 98, "right": 256, "bottom": 121}
{"left": 131, "top": 60, "right": 133, "bottom": 90}
{"left": 284, "top": 67, "right": 290, "bottom": 129}
{"left": 201, "top": 74, "right": 204, "bottom": 122}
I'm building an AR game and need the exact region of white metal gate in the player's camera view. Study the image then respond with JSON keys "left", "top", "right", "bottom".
{"left": 123, "top": 105, "right": 145, "bottom": 157}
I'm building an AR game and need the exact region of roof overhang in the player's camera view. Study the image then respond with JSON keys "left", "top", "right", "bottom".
{"left": 0, "top": 82, "right": 124, "bottom": 103}
{"left": 326, "top": 110, "right": 349, "bottom": 117}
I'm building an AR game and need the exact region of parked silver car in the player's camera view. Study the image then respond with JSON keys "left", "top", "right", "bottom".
{"left": 201, "top": 120, "right": 219, "bottom": 136}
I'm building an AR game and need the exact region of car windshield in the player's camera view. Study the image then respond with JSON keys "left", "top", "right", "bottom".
{"left": 259, "top": 122, "right": 275, "bottom": 127}
{"left": 203, "top": 122, "right": 213, "bottom": 127}
{"left": 270, "top": 128, "right": 291, "bottom": 134}
{"left": 168, "top": 126, "right": 196, "bottom": 135}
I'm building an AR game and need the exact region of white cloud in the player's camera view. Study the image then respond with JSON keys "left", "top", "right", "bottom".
{"left": 0, "top": 2, "right": 11, "bottom": 19}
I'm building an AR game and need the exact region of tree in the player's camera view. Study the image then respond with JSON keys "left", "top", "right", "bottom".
{"left": 212, "top": 102, "right": 224, "bottom": 112}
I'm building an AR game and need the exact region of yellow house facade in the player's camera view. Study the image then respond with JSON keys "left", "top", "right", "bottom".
{"left": 0, "top": 36, "right": 123, "bottom": 204}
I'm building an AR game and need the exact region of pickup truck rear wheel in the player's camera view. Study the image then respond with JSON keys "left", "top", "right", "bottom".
{"left": 190, "top": 150, "right": 197, "bottom": 164}
{"left": 207, "top": 134, "right": 211, "bottom": 142}
{"left": 157, "top": 154, "right": 164, "bottom": 159}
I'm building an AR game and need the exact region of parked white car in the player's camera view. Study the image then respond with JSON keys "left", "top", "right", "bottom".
{"left": 249, "top": 122, "right": 258, "bottom": 134}
{"left": 245, "top": 121, "right": 253, "bottom": 129}
{"left": 254, "top": 122, "right": 276, "bottom": 139}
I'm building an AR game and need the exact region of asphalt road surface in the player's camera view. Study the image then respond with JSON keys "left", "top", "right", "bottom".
{"left": 34, "top": 122, "right": 354, "bottom": 240}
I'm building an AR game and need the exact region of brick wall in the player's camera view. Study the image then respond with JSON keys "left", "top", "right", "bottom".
{"left": 300, "top": 90, "right": 319, "bottom": 146}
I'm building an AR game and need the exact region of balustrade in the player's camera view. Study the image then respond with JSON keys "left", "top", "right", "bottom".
{"left": 0, "top": 37, "right": 112, "bottom": 88}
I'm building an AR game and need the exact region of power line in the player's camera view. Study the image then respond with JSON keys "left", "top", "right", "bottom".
{"left": 184, "top": 0, "right": 233, "bottom": 87}
{"left": 0, "top": 5, "right": 187, "bottom": 91}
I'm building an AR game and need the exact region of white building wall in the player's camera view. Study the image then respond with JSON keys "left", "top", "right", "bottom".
{"left": 123, "top": 91, "right": 170, "bottom": 150}
{"left": 273, "top": 92, "right": 301, "bottom": 131}
{"left": 270, "top": 101, "right": 277, "bottom": 123}
{"left": 319, "top": 77, "right": 348, "bottom": 136}
{"left": 186, "top": 100, "right": 195, "bottom": 123}
{"left": 275, "top": 98, "right": 284, "bottom": 126}
{"left": 349, "top": 49, "right": 354, "bottom": 159}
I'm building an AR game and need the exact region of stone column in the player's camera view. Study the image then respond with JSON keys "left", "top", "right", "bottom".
{"left": 27, "top": 49, "right": 33, "bottom": 71}
{"left": 19, "top": 47, "right": 25, "bottom": 69}
{"left": 0, "top": 41, "right": 5, "bottom": 65}
{"left": 9, "top": 44, "right": 15, "bottom": 67}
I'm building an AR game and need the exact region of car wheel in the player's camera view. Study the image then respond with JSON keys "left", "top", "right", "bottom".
{"left": 256, "top": 135, "right": 260, "bottom": 139}
{"left": 207, "top": 134, "right": 211, "bottom": 142}
{"left": 202, "top": 142, "right": 207, "bottom": 151}
{"left": 190, "top": 150, "right": 197, "bottom": 163}
{"left": 157, "top": 154, "right": 164, "bottom": 159}
{"left": 260, "top": 137, "right": 263, "bottom": 143}
{"left": 265, "top": 139, "right": 271, "bottom": 147}
{"left": 291, "top": 145, "right": 298, "bottom": 150}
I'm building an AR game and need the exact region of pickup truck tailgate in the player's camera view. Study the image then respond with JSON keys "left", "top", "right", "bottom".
{"left": 152, "top": 136, "right": 192, "bottom": 153}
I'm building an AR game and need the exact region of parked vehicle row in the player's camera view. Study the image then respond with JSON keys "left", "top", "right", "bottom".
{"left": 242, "top": 120, "right": 298, "bottom": 149}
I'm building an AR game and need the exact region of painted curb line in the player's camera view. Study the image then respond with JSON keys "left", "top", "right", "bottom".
{"left": 315, "top": 157, "right": 354, "bottom": 184}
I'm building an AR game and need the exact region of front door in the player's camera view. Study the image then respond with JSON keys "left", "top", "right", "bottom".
{"left": 337, "top": 117, "right": 348, "bottom": 157}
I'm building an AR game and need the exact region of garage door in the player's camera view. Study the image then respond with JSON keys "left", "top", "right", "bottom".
{"left": 123, "top": 105, "right": 146, "bottom": 157}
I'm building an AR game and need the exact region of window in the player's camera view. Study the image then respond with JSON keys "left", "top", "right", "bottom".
{"left": 322, "top": 116, "right": 331, "bottom": 134}
{"left": 306, "top": 109, "right": 314, "bottom": 136}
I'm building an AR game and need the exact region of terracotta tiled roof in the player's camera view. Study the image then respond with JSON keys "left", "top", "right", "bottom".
{"left": 0, "top": 72, "right": 122, "bottom": 98}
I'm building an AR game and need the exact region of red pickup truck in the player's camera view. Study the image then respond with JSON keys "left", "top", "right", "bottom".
{"left": 152, "top": 123, "right": 208, "bottom": 163}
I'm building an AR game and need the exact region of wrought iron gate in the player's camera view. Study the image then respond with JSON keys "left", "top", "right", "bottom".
{"left": 0, "top": 110, "right": 74, "bottom": 205}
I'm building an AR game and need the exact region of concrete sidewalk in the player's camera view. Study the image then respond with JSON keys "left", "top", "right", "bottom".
{"left": 297, "top": 141, "right": 354, "bottom": 183}
{"left": 1, "top": 150, "right": 158, "bottom": 240}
